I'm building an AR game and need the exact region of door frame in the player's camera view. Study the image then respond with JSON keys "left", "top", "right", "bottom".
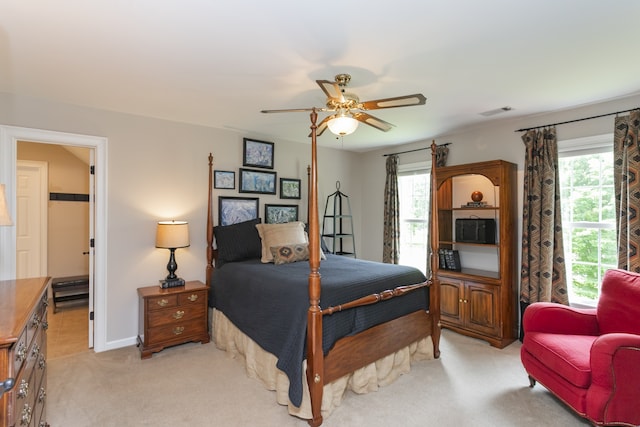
{"left": 0, "top": 125, "right": 108, "bottom": 352}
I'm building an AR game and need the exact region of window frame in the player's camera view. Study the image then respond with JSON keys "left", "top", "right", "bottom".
{"left": 397, "top": 161, "right": 431, "bottom": 274}
{"left": 558, "top": 133, "right": 615, "bottom": 308}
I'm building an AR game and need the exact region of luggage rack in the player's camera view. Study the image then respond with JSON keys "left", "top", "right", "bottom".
{"left": 51, "top": 275, "right": 89, "bottom": 313}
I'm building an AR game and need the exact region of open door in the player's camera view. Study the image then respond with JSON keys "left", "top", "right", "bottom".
{"left": 88, "top": 149, "right": 95, "bottom": 348}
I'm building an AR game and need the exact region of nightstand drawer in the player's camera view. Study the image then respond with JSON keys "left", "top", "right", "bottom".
{"left": 178, "top": 290, "right": 207, "bottom": 305}
{"left": 147, "top": 318, "right": 206, "bottom": 344}
{"left": 147, "top": 294, "right": 178, "bottom": 310}
{"left": 147, "top": 304, "right": 206, "bottom": 328}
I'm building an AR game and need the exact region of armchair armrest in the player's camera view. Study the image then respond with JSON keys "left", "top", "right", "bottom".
{"left": 587, "top": 333, "right": 640, "bottom": 425}
{"left": 523, "top": 302, "right": 598, "bottom": 335}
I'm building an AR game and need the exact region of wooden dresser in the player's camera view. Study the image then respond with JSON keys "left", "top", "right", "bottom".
{"left": 137, "top": 280, "right": 210, "bottom": 359}
{"left": 0, "top": 277, "right": 51, "bottom": 427}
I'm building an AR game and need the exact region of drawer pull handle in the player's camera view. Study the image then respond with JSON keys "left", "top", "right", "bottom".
{"left": 16, "top": 343, "right": 27, "bottom": 363}
{"left": 38, "top": 387, "right": 46, "bottom": 402}
{"left": 188, "top": 294, "right": 199, "bottom": 302}
{"left": 30, "top": 315, "right": 40, "bottom": 328}
{"left": 20, "top": 403, "right": 32, "bottom": 425}
{"left": 173, "top": 326, "right": 185, "bottom": 335}
{"left": 17, "top": 379, "right": 29, "bottom": 399}
{"left": 42, "top": 320, "right": 49, "bottom": 331}
{"left": 172, "top": 310, "right": 185, "bottom": 319}
{"left": 31, "top": 343, "right": 40, "bottom": 359}
{"left": 38, "top": 354, "right": 46, "bottom": 370}
{"left": 157, "top": 299, "right": 169, "bottom": 307}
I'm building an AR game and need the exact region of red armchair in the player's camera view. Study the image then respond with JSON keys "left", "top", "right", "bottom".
{"left": 521, "top": 268, "right": 640, "bottom": 426}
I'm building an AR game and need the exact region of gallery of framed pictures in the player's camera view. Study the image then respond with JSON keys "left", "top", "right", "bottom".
{"left": 265, "top": 204, "right": 298, "bottom": 224}
{"left": 243, "top": 138, "right": 274, "bottom": 169}
{"left": 218, "top": 196, "right": 259, "bottom": 226}
{"left": 239, "top": 168, "right": 277, "bottom": 194}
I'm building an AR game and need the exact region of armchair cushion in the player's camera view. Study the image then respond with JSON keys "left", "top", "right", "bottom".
{"left": 523, "top": 332, "right": 595, "bottom": 388}
{"left": 597, "top": 268, "right": 640, "bottom": 335}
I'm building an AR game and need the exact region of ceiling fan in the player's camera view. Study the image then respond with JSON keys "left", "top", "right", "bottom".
{"left": 261, "top": 73, "right": 427, "bottom": 137}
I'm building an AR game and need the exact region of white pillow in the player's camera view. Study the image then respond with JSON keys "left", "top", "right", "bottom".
{"left": 256, "top": 222, "right": 307, "bottom": 263}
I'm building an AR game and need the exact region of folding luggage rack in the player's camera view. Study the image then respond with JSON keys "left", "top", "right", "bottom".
{"left": 51, "top": 275, "right": 89, "bottom": 313}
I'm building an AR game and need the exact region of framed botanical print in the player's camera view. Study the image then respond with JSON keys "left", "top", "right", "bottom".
{"left": 280, "top": 178, "right": 301, "bottom": 199}
{"left": 239, "top": 168, "right": 277, "bottom": 195}
{"left": 218, "top": 196, "right": 259, "bottom": 226}
{"left": 265, "top": 204, "right": 299, "bottom": 224}
{"left": 243, "top": 138, "right": 274, "bottom": 169}
{"left": 214, "top": 170, "right": 235, "bottom": 189}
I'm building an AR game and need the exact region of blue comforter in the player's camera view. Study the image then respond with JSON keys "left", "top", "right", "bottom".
{"left": 209, "top": 254, "right": 429, "bottom": 407}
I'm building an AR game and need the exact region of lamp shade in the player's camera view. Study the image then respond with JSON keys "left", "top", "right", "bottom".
{"left": 0, "top": 184, "right": 12, "bottom": 226}
{"left": 156, "top": 221, "right": 190, "bottom": 249}
{"left": 327, "top": 114, "right": 359, "bottom": 136}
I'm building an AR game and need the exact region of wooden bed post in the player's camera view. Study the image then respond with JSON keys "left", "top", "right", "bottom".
{"left": 306, "top": 109, "right": 324, "bottom": 427}
{"left": 430, "top": 141, "right": 442, "bottom": 358}
{"left": 206, "top": 153, "right": 214, "bottom": 287}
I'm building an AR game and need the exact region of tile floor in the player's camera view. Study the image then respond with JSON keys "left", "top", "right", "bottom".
{"left": 47, "top": 301, "right": 90, "bottom": 359}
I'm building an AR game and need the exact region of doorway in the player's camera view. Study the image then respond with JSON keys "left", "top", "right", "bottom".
{"left": 17, "top": 143, "right": 92, "bottom": 357}
{"left": 0, "top": 125, "right": 107, "bottom": 352}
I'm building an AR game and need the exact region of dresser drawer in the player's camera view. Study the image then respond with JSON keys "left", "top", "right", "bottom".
{"left": 147, "top": 318, "right": 206, "bottom": 344}
{"left": 147, "top": 294, "right": 178, "bottom": 311}
{"left": 147, "top": 304, "right": 206, "bottom": 328}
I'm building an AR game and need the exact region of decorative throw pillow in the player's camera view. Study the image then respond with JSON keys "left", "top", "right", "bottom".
{"left": 270, "top": 243, "right": 310, "bottom": 265}
{"left": 214, "top": 218, "right": 262, "bottom": 267}
{"left": 255, "top": 221, "right": 307, "bottom": 263}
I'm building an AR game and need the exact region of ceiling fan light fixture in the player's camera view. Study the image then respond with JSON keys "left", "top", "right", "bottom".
{"left": 327, "top": 113, "right": 359, "bottom": 136}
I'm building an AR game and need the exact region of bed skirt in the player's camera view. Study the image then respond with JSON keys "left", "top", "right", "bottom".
{"left": 210, "top": 307, "right": 434, "bottom": 420}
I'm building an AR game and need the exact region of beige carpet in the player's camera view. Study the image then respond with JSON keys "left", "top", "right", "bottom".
{"left": 47, "top": 329, "right": 590, "bottom": 426}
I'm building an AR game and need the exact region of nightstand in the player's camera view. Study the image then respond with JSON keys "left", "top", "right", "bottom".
{"left": 137, "top": 280, "right": 210, "bottom": 359}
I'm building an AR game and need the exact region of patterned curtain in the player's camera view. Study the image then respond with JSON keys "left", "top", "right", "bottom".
{"left": 383, "top": 155, "right": 400, "bottom": 263}
{"left": 614, "top": 109, "right": 640, "bottom": 272}
{"left": 519, "top": 127, "right": 568, "bottom": 339}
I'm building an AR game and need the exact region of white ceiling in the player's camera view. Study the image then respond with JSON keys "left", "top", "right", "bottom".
{"left": 2, "top": 1, "right": 639, "bottom": 152}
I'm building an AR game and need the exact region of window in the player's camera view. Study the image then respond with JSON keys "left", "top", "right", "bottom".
{"left": 398, "top": 163, "right": 430, "bottom": 274}
{"left": 558, "top": 135, "right": 616, "bottom": 305}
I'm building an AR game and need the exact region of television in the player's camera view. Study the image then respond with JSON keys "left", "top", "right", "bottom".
{"left": 455, "top": 218, "right": 496, "bottom": 244}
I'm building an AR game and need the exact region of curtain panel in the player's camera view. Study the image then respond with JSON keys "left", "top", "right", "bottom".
{"left": 383, "top": 155, "right": 400, "bottom": 264}
{"left": 519, "top": 128, "right": 568, "bottom": 338}
{"left": 614, "top": 109, "right": 640, "bottom": 272}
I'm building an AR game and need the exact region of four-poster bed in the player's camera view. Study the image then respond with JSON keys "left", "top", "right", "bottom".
{"left": 205, "top": 109, "right": 441, "bottom": 426}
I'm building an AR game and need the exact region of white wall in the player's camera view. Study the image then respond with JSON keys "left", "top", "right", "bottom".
{"left": 0, "top": 92, "right": 358, "bottom": 348}
{"left": 358, "top": 93, "right": 640, "bottom": 267}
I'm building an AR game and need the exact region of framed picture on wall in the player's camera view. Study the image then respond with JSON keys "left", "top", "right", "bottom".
{"left": 279, "top": 178, "right": 301, "bottom": 199}
{"left": 239, "top": 168, "right": 277, "bottom": 194}
{"left": 218, "top": 196, "right": 259, "bottom": 226}
{"left": 214, "top": 170, "right": 235, "bottom": 189}
{"left": 265, "top": 204, "right": 299, "bottom": 224}
{"left": 243, "top": 138, "right": 274, "bottom": 169}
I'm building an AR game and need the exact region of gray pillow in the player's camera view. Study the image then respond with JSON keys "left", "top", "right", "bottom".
{"left": 214, "top": 218, "right": 262, "bottom": 267}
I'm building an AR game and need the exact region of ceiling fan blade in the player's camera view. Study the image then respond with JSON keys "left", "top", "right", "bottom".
{"left": 359, "top": 93, "right": 426, "bottom": 110}
{"left": 353, "top": 112, "right": 394, "bottom": 132}
{"left": 261, "top": 107, "right": 316, "bottom": 113}
{"left": 308, "top": 115, "right": 332, "bottom": 137}
{"left": 316, "top": 80, "right": 345, "bottom": 102}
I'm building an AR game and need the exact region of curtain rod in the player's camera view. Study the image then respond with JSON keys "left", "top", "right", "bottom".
{"left": 382, "top": 143, "right": 450, "bottom": 157}
{"left": 515, "top": 108, "right": 639, "bottom": 132}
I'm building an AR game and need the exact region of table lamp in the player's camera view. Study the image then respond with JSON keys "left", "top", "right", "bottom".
{"left": 155, "top": 220, "right": 189, "bottom": 288}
